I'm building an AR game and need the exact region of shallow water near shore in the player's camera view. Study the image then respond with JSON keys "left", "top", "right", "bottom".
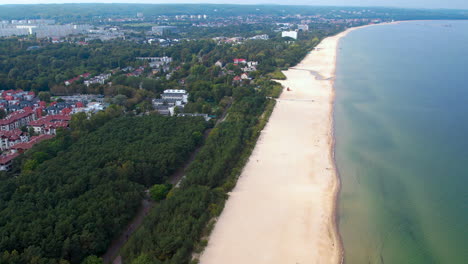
{"left": 335, "top": 20, "right": 468, "bottom": 263}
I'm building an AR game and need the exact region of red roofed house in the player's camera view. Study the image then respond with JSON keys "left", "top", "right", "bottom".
{"left": 64, "top": 73, "right": 91, "bottom": 86}
{"left": 29, "top": 114, "right": 71, "bottom": 135}
{"left": 241, "top": 73, "right": 250, "bottom": 80}
{"left": 61, "top": 108, "right": 72, "bottom": 115}
{"left": 0, "top": 153, "right": 19, "bottom": 171}
{"left": 233, "top": 58, "right": 247, "bottom": 65}
{"left": 11, "top": 134, "right": 54, "bottom": 154}
{"left": 0, "top": 109, "right": 37, "bottom": 131}
{"left": 0, "top": 129, "right": 29, "bottom": 151}
{"left": 35, "top": 108, "right": 43, "bottom": 119}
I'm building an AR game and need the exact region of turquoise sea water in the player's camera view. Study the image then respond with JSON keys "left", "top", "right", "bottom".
{"left": 335, "top": 21, "right": 468, "bottom": 264}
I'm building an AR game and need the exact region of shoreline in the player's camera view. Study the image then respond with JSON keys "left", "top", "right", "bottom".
{"left": 331, "top": 22, "right": 396, "bottom": 264}
{"left": 199, "top": 24, "right": 380, "bottom": 264}
{"left": 331, "top": 25, "right": 369, "bottom": 264}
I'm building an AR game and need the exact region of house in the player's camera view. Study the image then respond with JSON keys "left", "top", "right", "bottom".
{"left": 282, "top": 31, "right": 298, "bottom": 40}
{"left": 242, "top": 61, "right": 258, "bottom": 72}
{"left": 298, "top": 24, "right": 309, "bottom": 31}
{"left": 249, "top": 34, "right": 269, "bottom": 40}
{"left": 65, "top": 73, "right": 91, "bottom": 86}
{"left": 241, "top": 73, "right": 250, "bottom": 80}
{"left": 215, "top": 61, "right": 223, "bottom": 68}
{"left": 84, "top": 73, "right": 111, "bottom": 87}
{"left": 71, "top": 102, "right": 106, "bottom": 114}
{"left": 28, "top": 114, "right": 71, "bottom": 135}
{"left": 233, "top": 58, "right": 247, "bottom": 65}
{"left": 45, "top": 106, "right": 61, "bottom": 115}
{"left": 0, "top": 108, "right": 37, "bottom": 131}
{"left": 154, "top": 105, "right": 171, "bottom": 116}
{"left": 233, "top": 76, "right": 242, "bottom": 83}
{"left": 18, "top": 101, "right": 34, "bottom": 109}
{"left": 0, "top": 153, "right": 19, "bottom": 171}
{"left": 161, "top": 89, "right": 189, "bottom": 104}
{"left": 11, "top": 134, "right": 54, "bottom": 153}
{"left": 45, "top": 102, "right": 74, "bottom": 115}
{"left": 0, "top": 129, "right": 29, "bottom": 151}
{"left": 153, "top": 89, "right": 189, "bottom": 116}
{"left": 152, "top": 98, "right": 183, "bottom": 107}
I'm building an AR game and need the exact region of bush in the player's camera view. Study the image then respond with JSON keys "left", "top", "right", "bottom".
{"left": 268, "top": 70, "right": 287, "bottom": 80}
{"left": 149, "top": 184, "right": 172, "bottom": 201}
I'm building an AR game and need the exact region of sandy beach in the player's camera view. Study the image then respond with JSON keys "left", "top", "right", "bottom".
{"left": 200, "top": 28, "right": 360, "bottom": 264}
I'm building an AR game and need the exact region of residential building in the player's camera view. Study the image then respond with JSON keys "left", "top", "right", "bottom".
{"left": 249, "top": 34, "right": 269, "bottom": 40}
{"left": 84, "top": 73, "right": 111, "bottom": 87}
{"left": 161, "top": 89, "right": 189, "bottom": 104}
{"left": 0, "top": 109, "right": 37, "bottom": 131}
{"left": 233, "top": 58, "right": 247, "bottom": 65}
{"left": 65, "top": 73, "right": 91, "bottom": 86}
{"left": 298, "top": 24, "right": 309, "bottom": 31}
{"left": 0, "top": 153, "right": 19, "bottom": 171}
{"left": 151, "top": 26, "right": 178, "bottom": 35}
{"left": 0, "top": 130, "right": 29, "bottom": 151}
{"left": 282, "top": 31, "right": 298, "bottom": 40}
{"left": 215, "top": 61, "right": 223, "bottom": 68}
{"left": 28, "top": 115, "right": 71, "bottom": 135}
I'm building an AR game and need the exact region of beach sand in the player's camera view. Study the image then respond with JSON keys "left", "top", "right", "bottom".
{"left": 199, "top": 28, "right": 359, "bottom": 264}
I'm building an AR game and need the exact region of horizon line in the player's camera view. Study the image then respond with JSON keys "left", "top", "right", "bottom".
{"left": 0, "top": 2, "right": 465, "bottom": 11}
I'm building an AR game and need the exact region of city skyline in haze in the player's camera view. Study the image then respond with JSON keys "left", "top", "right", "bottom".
{"left": 0, "top": 0, "right": 467, "bottom": 10}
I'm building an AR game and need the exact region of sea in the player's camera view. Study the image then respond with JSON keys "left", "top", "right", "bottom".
{"left": 334, "top": 20, "right": 468, "bottom": 264}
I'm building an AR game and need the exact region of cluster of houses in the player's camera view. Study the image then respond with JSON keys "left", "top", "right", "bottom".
{"left": 65, "top": 72, "right": 112, "bottom": 86}
{"left": 124, "top": 66, "right": 146, "bottom": 77}
{"left": 64, "top": 73, "right": 91, "bottom": 86}
{"left": 214, "top": 58, "right": 259, "bottom": 84}
{"left": 84, "top": 73, "right": 112, "bottom": 87}
{"left": 212, "top": 36, "right": 244, "bottom": 44}
{"left": 136, "top": 56, "right": 173, "bottom": 75}
{"left": 0, "top": 91, "right": 108, "bottom": 171}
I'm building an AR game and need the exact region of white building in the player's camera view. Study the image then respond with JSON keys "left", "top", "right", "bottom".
{"left": 298, "top": 24, "right": 309, "bottom": 31}
{"left": 84, "top": 73, "right": 111, "bottom": 87}
{"left": 249, "top": 34, "right": 269, "bottom": 40}
{"left": 281, "top": 31, "right": 298, "bottom": 40}
{"left": 161, "top": 89, "right": 189, "bottom": 104}
{"left": 215, "top": 61, "right": 223, "bottom": 68}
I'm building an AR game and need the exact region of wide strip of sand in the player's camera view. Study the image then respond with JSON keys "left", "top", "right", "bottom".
{"left": 200, "top": 28, "right": 360, "bottom": 264}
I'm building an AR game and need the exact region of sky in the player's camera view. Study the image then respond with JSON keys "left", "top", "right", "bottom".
{"left": 0, "top": 0, "right": 467, "bottom": 10}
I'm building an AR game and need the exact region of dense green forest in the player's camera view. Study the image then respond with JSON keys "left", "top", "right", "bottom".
{"left": 0, "top": 39, "right": 171, "bottom": 92}
{"left": 0, "top": 114, "right": 207, "bottom": 264}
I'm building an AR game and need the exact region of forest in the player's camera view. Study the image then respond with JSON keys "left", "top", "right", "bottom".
{"left": 0, "top": 114, "right": 207, "bottom": 264}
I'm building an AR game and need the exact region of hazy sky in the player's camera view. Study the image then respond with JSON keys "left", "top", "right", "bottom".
{"left": 0, "top": 0, "right": 467, "bottom": 10}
